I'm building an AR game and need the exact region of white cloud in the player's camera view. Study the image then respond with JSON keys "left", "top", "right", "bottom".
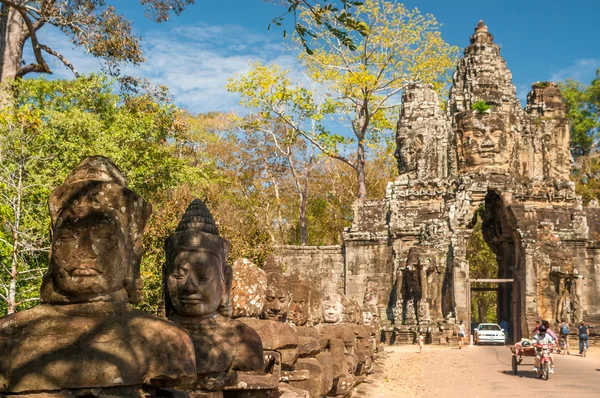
{"left": 24, "top": 23, "right": 304, "bottom": 114}
{"left": 550, "top": 58, "right": 599, "bottom": 83}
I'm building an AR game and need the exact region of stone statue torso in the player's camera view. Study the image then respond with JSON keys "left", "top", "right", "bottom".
{"left": 0, "top": 303, "right": 196, "bottom": 394}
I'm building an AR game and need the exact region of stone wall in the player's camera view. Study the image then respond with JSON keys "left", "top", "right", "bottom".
{"left": 277, "top": 245, "right": 345, "bottom": 294}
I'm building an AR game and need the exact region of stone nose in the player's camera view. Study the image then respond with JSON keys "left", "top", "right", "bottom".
{"left": 481, "top": 136, "right": 495, "bottom": 148}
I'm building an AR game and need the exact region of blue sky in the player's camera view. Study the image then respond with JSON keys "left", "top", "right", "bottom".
{"left": 38, "top": 0, "right": 600, "bottom": 114}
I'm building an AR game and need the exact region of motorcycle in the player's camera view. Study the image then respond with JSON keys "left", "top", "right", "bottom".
{"left": 534, "top": 344, "right": 553, "bottom": 380}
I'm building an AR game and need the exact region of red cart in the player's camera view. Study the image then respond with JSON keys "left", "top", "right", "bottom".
{"left": 508, "top": 342, "right": 537, "bottom": 374}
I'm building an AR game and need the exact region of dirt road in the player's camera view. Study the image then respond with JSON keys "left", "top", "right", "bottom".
{"left": 355, "top": 344, "right": 600, "bottom": 397}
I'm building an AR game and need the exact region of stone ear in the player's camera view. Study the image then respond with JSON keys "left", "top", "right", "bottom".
{"left": 218, "top": 264, "right": 234, "bottom": 317}
{"left": 223, "top": 264, "right": 233, "bottom": 293}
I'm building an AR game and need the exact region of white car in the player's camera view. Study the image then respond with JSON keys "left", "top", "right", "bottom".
{"left": 474, "top": 323, "right": 506, "bottom": 345}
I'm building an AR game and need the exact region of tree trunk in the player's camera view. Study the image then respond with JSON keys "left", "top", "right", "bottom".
{"left": 7, "top": 158, "right": 23, "bottom": 315}
{"left": 356, "top": 135, "right": 367, "bottom": 199}
{"left": 0, "top": 5, "right": 25, "bottom": 84}
{"left": 299, "top": 191, "right": 307, "bottom": 245}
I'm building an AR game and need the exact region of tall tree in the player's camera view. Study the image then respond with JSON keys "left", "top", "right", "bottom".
{"left": 559, "top": 68, "right": 600, "bottom": 157}
{"left": 295, "top": 0, "right": 457, "bottom": 199}
{"left": 227, "top": 62, "right": 333, "bottom": 245}
{"left": 0, "top": 0, "right": 195, "bottom": 83}
{"left": 0, "top": 74, "right": 191, "bottom": 315}
{"left": 0, "top": 103, "right": 49, "bottom": 314}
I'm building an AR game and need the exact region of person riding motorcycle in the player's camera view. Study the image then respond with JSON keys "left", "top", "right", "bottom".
{"left": 533, "top": 325, "right": 556, "bottom": 373}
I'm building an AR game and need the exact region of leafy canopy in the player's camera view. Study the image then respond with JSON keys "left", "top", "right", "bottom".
{"left": 559, "top": 69, "right": 600, "bottom": 157}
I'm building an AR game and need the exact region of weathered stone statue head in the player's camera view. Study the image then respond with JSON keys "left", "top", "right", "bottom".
{"left": 1, "top": 157, "right": 197, "bottom": 395}
{"left": 308, "top": 287, "right": 324, "bottom": 325}
{"left": 164, "top": 199, "right": 232, "bottom": 318}
{"left": 456, "top": 111, "right": 513, "bottom": 173}
{"left": 230, "top": 258, "right": 267, "bottom": 318}
{"left": 342, "top": 298, "right": 362, "bottom": 324}
{"left": 164, "top": 200, "right": 264, "bottom": 386}
{"left": 323, "top": 292, "right": 344, "bottom": 324}
{"left": 262, "top": 271, "right": 292, "bottom": 322}
{"left": 41, "top": 156, "right": 151, "bottom": 304}
{"left": 289, "top": 282, "right": 310, "bottom": 326}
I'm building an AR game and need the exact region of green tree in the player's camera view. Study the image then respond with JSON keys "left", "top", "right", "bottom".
{"left": 296, "top": 0, "right": 458, "bottom": 199}
{"left": 266, "top": 0, "right": 368, "bottom": 53}
{"left": 0, "top": 74, "right": 192, "bottom": 315}
{"left": 0, "top": 0, "right": 195, "bottom": 83}
{"left": 467, "top": 211, "right": 498, "bottom": 323}
{"left": 559, "top": 69, "right": 600, "bottom": 157}
{"left": 227, "top": 63, "right": 334, "bottom": 245}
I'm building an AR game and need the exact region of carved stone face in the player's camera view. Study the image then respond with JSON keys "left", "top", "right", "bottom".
{"left": 363, "top": 311, "right": 374, "bottom": 325}
{"left": 323, "top": 293, "right": 343, "bottom": 323}
{"left": 458, "top": 113, "right": 510, "bottom": 171}
{"left": 397, "top": 134, "right": 423, "bottom": 174}
{"left": 51, "top": 209, "right": 127, "bottom": 300}
{"left": 342, "top": 299, "right": 360, "bottom": 324}
{"left": 262, "top": 273, "right": 291, "bottom": 322}
{"left": 167, "top": 251, "right": 224, "bottom": 317}
{"left": 289, "top": 284, "right": 309, "bottom": 326}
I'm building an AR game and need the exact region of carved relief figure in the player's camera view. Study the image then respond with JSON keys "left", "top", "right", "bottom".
{"left": 0, "top": 156, "right": 196, "bottom": 395}
{"left": 396, "top": 134, "right": 423, "bottom": 175}
{"left": 165, "top": 199, "right": 264, "bottom": 388}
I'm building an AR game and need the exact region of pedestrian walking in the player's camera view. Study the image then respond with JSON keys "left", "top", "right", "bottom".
{"left": 579, "top": 321, "right": 589, "bottom": 356}
{"left": 458, "top": 320, "right": 466, "bottom": 349}
{"left": 559, "top": 320, "right": 570, "bottom": 355}
{"left": 500, "top": 318, "right": 510, "bottom": 343}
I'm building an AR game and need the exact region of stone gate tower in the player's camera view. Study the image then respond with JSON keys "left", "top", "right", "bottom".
{"left": 278, "top": 21, "right": 600, "bottom": 342}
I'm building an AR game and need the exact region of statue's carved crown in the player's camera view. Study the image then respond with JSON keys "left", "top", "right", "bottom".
{"left": 166, "top": 199, "right": 230, "bottom": 264}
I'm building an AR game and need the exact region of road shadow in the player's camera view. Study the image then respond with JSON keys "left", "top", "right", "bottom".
{"left": 499, "top": 370, "right": 544, "bottom": 380}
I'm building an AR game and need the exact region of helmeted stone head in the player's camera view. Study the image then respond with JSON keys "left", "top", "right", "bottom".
{"left": 342, "top": 297, "right": 362, "bottom": 324}
{"left": 323, "top": 292, "right": 344, "bottom": 324}
{"left": 456, "top": 111, "right": 513, "bottom": 173}
{"left": 41, "top": 156, "right": 151, "bottom": 304}
{"left": 164, "top": 199, "right": 232, "bottom": 318}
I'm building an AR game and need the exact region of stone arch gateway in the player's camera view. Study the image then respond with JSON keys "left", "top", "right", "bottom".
{"left": 277, "top": 21, "right": 600, "bottom": 343}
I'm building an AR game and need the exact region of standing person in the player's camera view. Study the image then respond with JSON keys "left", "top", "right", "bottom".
{"left": 418, "top": 333, "right": 424, "bottom": 353}
{"left": 559, "top": 320, "right": 570, "bottom": 355}
{"left": 579, "top": 321, "right": 589, "bottom": 356}
{"left": 500, "top": 318, "right": 510, "bottom": 343}
{"left": 542, "top": 320, "right": 558, "bottom": 341}
{"left": 458, "top": 320, "right": 466, "bottom": 349}
{"left": 532, "top": 320, "right": 541, "bottom": 337}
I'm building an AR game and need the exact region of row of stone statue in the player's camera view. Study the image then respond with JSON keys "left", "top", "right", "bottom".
{"left": 0, "top": 157, "right": 380, "bottom": 398}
